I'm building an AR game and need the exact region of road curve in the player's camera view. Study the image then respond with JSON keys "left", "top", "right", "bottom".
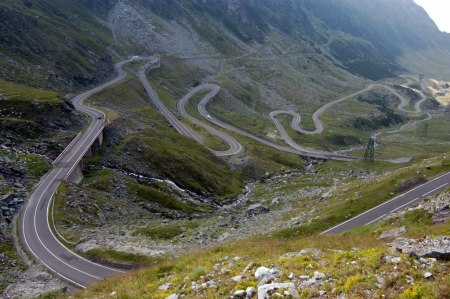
{"left": 194, "top": 85, "right": 357, "bottom": 161}
{"left": 322, "top": 171, "right": 450, "bottom": 234}
{"left": 372, "top": 77, "right": 432, "bottom": 138}
{"left": 194, "top": 81, "right": 431, "bottom": 161}
{"left": 176, "top": 84, "right": 243, "bottom": 156}
{"left": 139, "top": 61, "right": 243, "bottom": 157}
{"left": 20, "top": 57, "right": 145, "bottom": 288}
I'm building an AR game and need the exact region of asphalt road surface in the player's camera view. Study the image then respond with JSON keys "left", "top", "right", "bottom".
{"left": 20, "top": 57, "right": 146, "bottom": 288}
{"left": 322, "top": 171, "right": 450, "bottom": 234}
{"left": 177, "top": 84, "right": 243, "bottom": 156}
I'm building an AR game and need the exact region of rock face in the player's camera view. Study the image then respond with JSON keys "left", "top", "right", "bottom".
{"left": 390, "top": 236, "right": 450, "bottom": 260}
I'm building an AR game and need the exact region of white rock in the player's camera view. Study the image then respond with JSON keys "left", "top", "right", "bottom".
{"left": 288, "top": 273, "right": 295, "bottom": 280}
{"left": 258, "top": 283, "right": 296, "bottom": 299}
{"left": 165, "top": 295, "right": 180, "bottom": 299}
{"left": 391, "top": 257, "right": 402, "bottom": 264}
{"left": 319, "top": 290, "right": 327, "bottom": 296}
{"left": 314, "top": 271, "right": 326, "bottom": 280}
{"left": 159, "top": 283, "right": 171, "bottom": 291}
{"left": 424, "top": 272, "right": 433, "bottom": 279}
{"left": 232, "top": 276, "right": 243, "bottom": 282}
{"left": 246, "top": 286, "right": 257, "bottom": 295}
{"left": 255, "top": 267, "right": 270, "bottom": 279}
{"left": 299, "top": 275, "right": 310, "bottom": 280}
{"left": 110, "top": 291, "right": 117, "bottom": 296}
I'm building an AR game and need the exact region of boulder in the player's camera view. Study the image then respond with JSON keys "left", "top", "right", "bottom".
{"left": 378, "top": 227, "right": 406, "bottom": 240}
{"left": 246, "top": 204, "right": 269, "bottom": 217}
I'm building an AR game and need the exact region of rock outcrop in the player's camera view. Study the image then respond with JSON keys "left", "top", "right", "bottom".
{"left": 390, "top": 236, "right": 450, "bottom": 260}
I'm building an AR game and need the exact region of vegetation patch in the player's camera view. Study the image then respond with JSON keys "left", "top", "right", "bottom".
{"left": 85, "top": 249, "right": 160, "bottom": 265}
{"left": 132, "top": 225, "right": 182, "bottom": 240}
{"left": 127, "top": 180, "right": 200, "bottom": 214}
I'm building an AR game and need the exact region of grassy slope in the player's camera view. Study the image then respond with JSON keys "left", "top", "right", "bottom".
{"left": 88, "top": 66, "right": 305, "bottom": 195}
{"left": 67, "top": 206, "right": 449, "bottom": 299}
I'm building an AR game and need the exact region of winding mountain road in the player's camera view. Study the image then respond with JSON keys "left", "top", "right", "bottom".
{"left": 191, "top": 80, "right": 431, "bottom": 161}
{"left": 176, "top": 84, "right": 243, "bottom": 156}
{"left": 140, "top": 56, "right": 431, "bottom": 162}
{"left": 139, "top": 62, "right": 243, "bottom": 157}
{"left": 20, "top": 57, "right": 147, "bottom": 288}
{"left": 21, "top": 53, "right": 437, "bottom": 289}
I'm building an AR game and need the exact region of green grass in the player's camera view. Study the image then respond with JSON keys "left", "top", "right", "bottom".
{"left": 132, "top": 225, "right": 182, "bottom": 240}
{"left": 33, "top": 291, "right": 65, "bottom": 299}
{"left": 52, "top": 183, "right": 83, "bottom": 244}
{"left": 127, "top": 180, "right": 200, "bottom": 214}
{"left": 83, "top": 169, "right": 116, "bottom": 192}
{"left": 0, "top": 80, "right": 61, "bottom": 103}
{"left": 274, "top": 154, "right": 450, "bottom": 239}
{"left": 122, "top": 128, "right": 243, "bottom": 199}
{"left": 402, "top": 209, "right": 432, "bottom": 226}
{"left": 85, "top": 249, "right": 161, "bottom": 265}
{"left": 67, "top": 203, "right": 449, "bottom": 299}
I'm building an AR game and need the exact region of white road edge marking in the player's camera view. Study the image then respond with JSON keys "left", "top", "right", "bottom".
{"left": 423, "top": 183, "right": 448, "bottom": 197}
{"left": 52, "top": 132, "right": 82, "bottom": 166}
{"left": 365, "top": 213, "right": 387, "bottom": 226}
{"left": 321, "top": 172, "right": 450, "bottom": 234}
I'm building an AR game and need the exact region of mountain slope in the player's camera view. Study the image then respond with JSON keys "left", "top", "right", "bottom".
{"left": 1, "top": 0, "right": 450, "bottom": 91}
{"left": 0, "top": 0, "right": 117, "bottom": 90}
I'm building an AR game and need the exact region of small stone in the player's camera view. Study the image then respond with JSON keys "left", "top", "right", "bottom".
{"left": 319, "top": 290, "right": 327, "bottom": 296}
{"left": 165, "top": 295, "right": 180, "bottom": 299}
{"left": 391, "top": 257, "right": 402, "bottom": 264}
{"left": 159, "top": 283, "right": 171, "bottom": 291}
{"left": 299, "top": 275, "right": 310, "bottom": 280}
{"left": 424, "top": 272, "right": 433, "bottom": 279}
{"left": 232, "top": 275, "right": 243, "bottom": 282}
{"left": 314, "top": 272, "right": 326, "bottom": 280}
{"left": 288, "top": 272, "right": 295, "bottom": 280}
{"left": 110, "top": 291, "right": 117, "bottom": 296}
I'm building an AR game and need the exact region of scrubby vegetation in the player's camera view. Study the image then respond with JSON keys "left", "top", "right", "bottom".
{"left": 67, "top": 204, "right": 449, "bottom": 299}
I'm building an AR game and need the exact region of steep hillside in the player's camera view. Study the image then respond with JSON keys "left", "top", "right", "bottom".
{"left": 0, "top": 0, "right": 117, "bottom": 90}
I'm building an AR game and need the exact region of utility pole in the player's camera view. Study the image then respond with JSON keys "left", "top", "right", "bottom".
{"left": 420, "top": 123, "right": 428, "bottom": 139}
{"left": 363, "top": 138, "right": 375, "bottom": 163}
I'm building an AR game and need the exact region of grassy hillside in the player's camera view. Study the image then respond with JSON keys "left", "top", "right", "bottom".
{"left": 64, "top": 197, "right": 449, "bottom": 299}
